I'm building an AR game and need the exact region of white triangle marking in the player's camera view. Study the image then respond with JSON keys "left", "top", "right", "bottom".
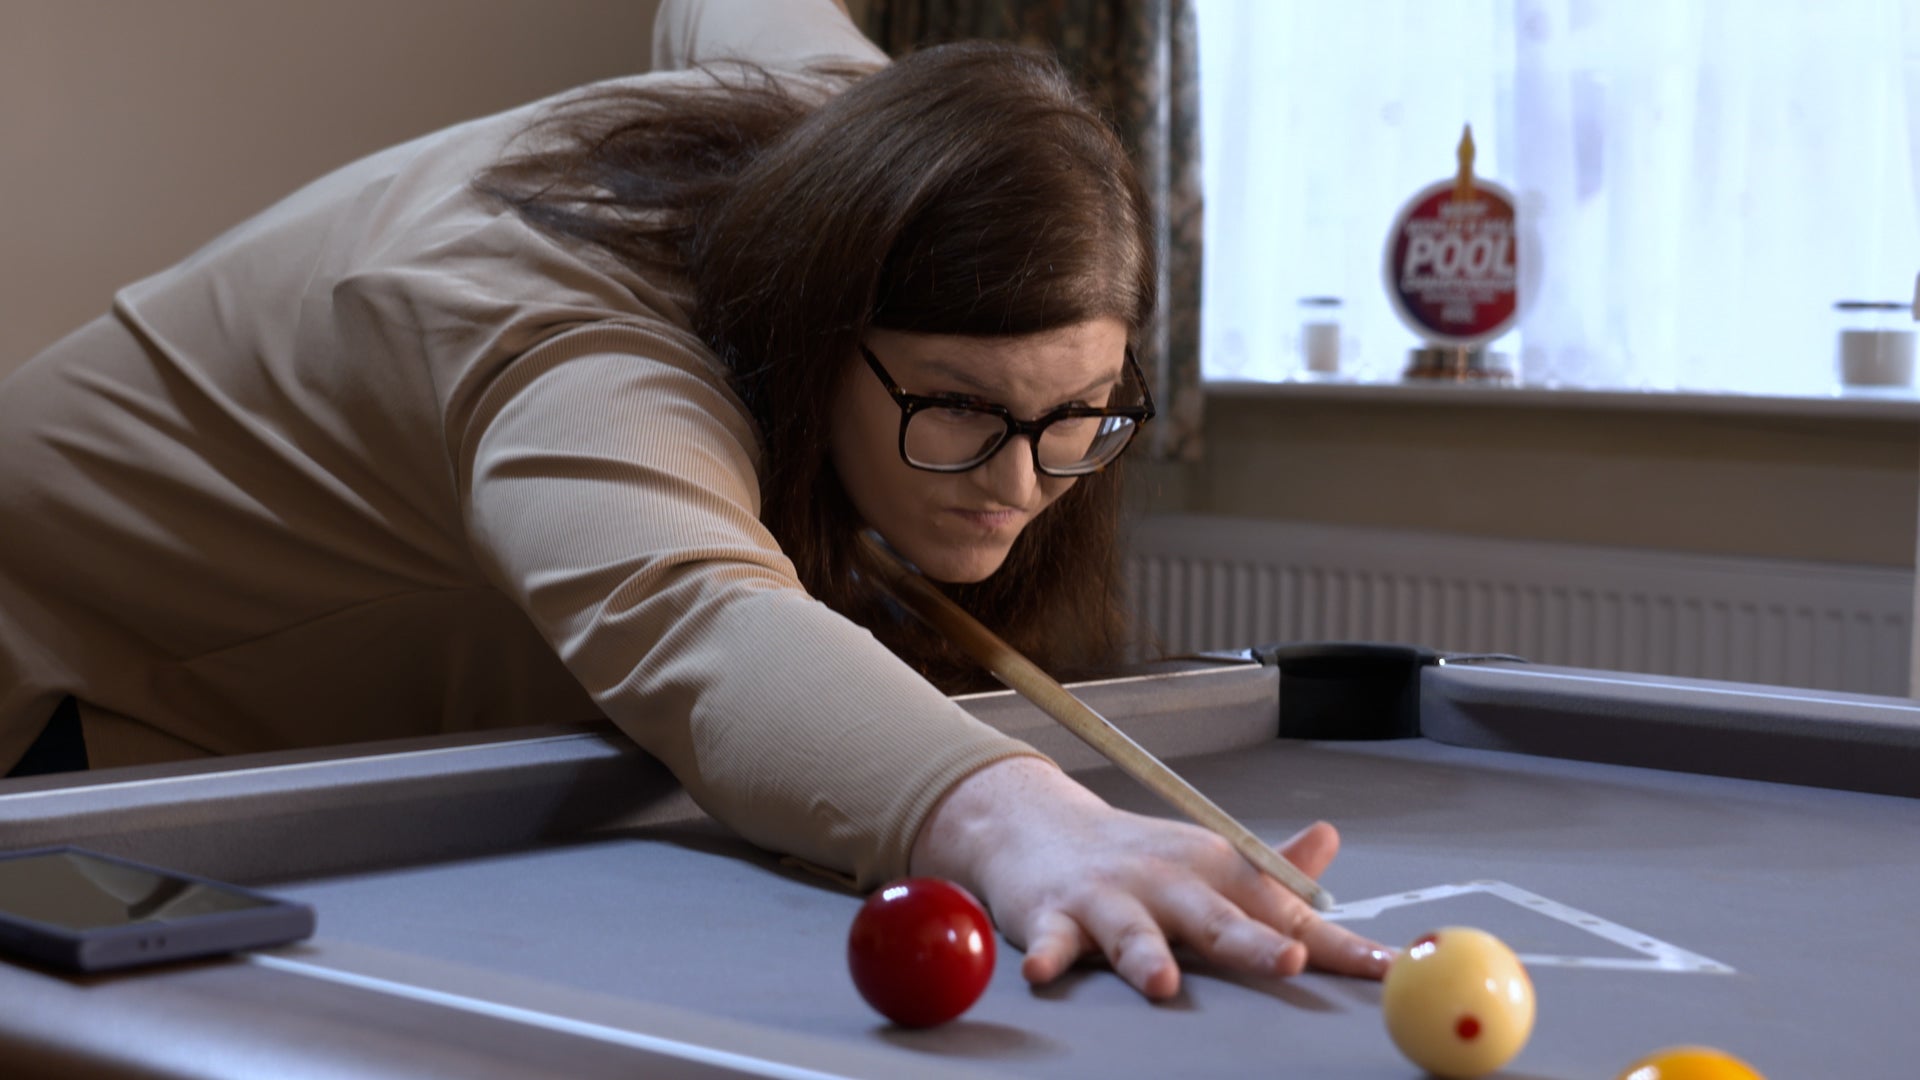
{"left": 1322, "top": 879, "right": 1736, "bottom": 974}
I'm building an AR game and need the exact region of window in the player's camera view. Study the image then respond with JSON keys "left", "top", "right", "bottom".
{"left": 1197, "top": 0, "right": 1920, "bottom": 394}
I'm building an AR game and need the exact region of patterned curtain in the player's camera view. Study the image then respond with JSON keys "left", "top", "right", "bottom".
{"left": 863, "top": 0, "right": 1204, "bottom": 463}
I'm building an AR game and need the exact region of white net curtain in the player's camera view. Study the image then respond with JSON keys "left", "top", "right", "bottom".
{"left": 1198, "top": 0, "right": 1920, "bottom": 394}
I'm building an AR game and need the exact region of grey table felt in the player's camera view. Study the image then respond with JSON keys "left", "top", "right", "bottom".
{"left": 270, "top": 735, "right": 1920, "bottom": 1079}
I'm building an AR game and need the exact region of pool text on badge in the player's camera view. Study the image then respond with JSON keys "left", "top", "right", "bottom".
{"left": 1382, "top": 126, "right": 1520, "bottom": 348}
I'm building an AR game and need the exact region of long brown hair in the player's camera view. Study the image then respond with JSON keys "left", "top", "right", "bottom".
{"left": 478, "top": 44, "right": 1154, "bottom": 691}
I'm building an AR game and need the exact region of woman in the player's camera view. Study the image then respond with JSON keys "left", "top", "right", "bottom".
{"left": 0, "top": 0, "right": 1389, "bottom": 998}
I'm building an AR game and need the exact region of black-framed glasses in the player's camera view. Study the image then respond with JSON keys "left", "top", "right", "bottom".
{"left": 860, "top": 344, "right": 1156, "bottom": 477}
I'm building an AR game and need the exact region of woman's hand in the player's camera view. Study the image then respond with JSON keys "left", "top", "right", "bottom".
{"left": 909, "top": 755, "right": 1392, "bottom": 1000}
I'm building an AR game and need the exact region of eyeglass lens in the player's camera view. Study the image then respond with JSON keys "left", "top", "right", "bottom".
{"left": 903, "top": 411, "right": 1140, "bottom": 473}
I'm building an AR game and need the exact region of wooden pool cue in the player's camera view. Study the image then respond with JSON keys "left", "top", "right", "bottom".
{"left": 858, "top": 532, "right": 1335, "bottom": 913}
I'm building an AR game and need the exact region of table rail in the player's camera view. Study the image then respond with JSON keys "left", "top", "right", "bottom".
{"left": 0, "top": 664, "right": 1281, "bottom": 883}
{"left": 1423, "top": 661, "right": 1920, "bottom": 797}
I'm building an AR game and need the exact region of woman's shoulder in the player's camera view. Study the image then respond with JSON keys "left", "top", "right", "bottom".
{"left": 110, "top": 82, "right": 715, "bottom": 461}
{"left": 121, "top": 74, "right": 699, "bottom": 328}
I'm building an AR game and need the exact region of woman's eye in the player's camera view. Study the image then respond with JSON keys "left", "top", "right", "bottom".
{"left": 929, "top": 393, "right": 986, "bottom": 409}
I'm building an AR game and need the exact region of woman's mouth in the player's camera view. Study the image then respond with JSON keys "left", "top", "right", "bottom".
{"left": 948, "top": 507, "right": 1023, "bottom": 532}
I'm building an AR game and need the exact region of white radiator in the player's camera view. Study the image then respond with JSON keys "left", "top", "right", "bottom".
{"left": 1125, "top": 514, "right": 1915, "bottom": 697}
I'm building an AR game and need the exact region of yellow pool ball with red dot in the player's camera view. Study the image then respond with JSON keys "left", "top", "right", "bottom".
{"left": 1616, "top": 1045, "right": 1766, "bottom": 1079}
{"left": 1380, "top": 926, "right": 1535, "bottom": 1079}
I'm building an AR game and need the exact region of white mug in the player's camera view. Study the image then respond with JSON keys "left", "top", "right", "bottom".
{"left": 1838, "top": 329, "right": 1917, "bottom": 388}
{"left": 1302, "top": 321, "right": 1342, "bottom": 373}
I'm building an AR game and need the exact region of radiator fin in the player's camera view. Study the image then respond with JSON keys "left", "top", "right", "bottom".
{"left": 1125, "top": 515, "right": 1913, "bottom": 696}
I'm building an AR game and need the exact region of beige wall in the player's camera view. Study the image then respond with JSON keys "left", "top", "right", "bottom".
{"left": 0, "top": 0, "right": 662, "bottom": 376}
{"left": 1136, "top": 397, "right": 1920, "bottom": 568}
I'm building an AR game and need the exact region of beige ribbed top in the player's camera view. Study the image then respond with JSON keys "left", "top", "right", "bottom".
{"left": 0, "top": 0, "right": 1042, "bottom": 887}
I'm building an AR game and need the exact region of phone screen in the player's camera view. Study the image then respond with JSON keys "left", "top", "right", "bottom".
{"left": 0, "top": 850, "right": 277, "bottom": 931}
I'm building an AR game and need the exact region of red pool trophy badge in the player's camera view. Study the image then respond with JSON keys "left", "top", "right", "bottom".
{"left": 1383, "top": 126, "right": 1519, "bottom": 381}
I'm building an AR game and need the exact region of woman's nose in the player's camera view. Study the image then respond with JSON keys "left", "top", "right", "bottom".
{"left": 973, "top": 434, "right": 1040, "bottom": 505}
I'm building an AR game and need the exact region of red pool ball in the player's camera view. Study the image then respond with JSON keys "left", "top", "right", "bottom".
{"left": 847, "top": 877, "right": 995, "bottom": 1027}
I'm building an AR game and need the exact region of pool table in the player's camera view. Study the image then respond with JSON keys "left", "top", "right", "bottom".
{"left": 1, "top": 648, "right": 1916, "bottom": 1079}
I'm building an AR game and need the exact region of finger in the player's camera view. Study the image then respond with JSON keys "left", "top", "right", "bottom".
{"left": 1209, "top": 823, "right": 1336, "bottom": 935}
{"left": 1298, "top": 914, "right": 1395, "bottom": 979}
{"left": 1157, "top": 883, "right": 1308, "bottom": 979}
{"left": 1019, "top": 908, "right": 1092, "bottom": 986}
{"left": 1226, "top": 872, "right": 1392, "bottom": 981}
{"left": 1275, "top": 820, "right": 1341, "bottom": 880}
{"left": 1078, "top": 891, "right": 1182, "bottom": 1000}
{"left": 1233, "top": 822, "right": 1390, "bottom": 979}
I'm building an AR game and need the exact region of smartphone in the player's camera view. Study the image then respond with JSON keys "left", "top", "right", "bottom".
{"left": 0, "top": 846, "right": 315, "bottom": 972}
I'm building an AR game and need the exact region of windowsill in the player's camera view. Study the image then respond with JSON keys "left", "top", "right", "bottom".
{"left": 1207, "top": 376, "right": 1920, "bottom": 422}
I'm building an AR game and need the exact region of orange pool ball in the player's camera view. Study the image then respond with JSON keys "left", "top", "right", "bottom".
{"left": 1616, "top": 1046, "right": 1766, "bottom": 1080}
{"left": 1380, "top": 927, "right": 1535, "bottom": 1079}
